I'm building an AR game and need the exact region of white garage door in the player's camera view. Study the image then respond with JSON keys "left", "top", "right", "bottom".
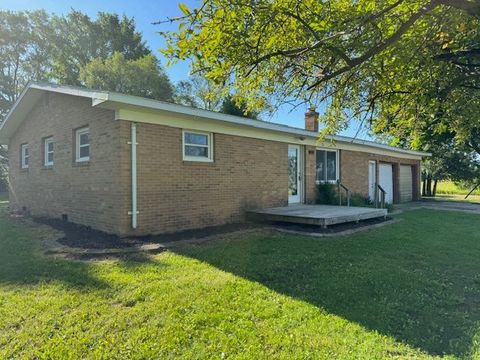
{"left": 379, "top": 163, "right": 394, "bottom": 203}
{"left": 399, "top": 165, "right": 413, "bottom": 202}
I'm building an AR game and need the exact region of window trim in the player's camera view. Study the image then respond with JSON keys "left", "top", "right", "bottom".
{"left": 44, "top": 137, "right": 54, "bottom": 166}
{"left": 75, "top": 127, "right": 90, "bottom": 162}
{"left": 182, "top": 129, "right": 214, "bottom": 162}
{"left": 315, "top": 148, "right": 339, "bottom": 184}
{"left": 21, "top": 143, "right": 29, "bottom": 169}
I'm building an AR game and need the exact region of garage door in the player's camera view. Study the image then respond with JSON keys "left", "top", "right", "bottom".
{"left": 379, "top": 163, "right": 394, "bottom": 203}
{"left": 399, "top": 165, "right": 413, "bottom": 202}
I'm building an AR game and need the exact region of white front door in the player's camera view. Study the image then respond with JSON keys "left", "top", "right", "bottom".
{"left": 288, "top": 145, "right": 302, "bottom": 204}
{"left": 368, "top": 161, "right": 376, "bottom": 201}
{"left": 379, "top": 163, "right": 394, "bottom": 203}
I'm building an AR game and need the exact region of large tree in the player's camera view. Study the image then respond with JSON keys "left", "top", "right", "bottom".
{"left": 0, "top": 10, "right": 52, "bottom": 119}
{"left": 49, "top": 11, "right": 151, "bottom": 85}
{"left": 80, "top": 52, "right": 174, "bottom": 101}
{"left": 161, "top": 1, "right": 480, "bottom": 156}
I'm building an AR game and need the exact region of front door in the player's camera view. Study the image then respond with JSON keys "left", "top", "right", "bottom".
{"left": 379, "top": 163, "right": 394, "bottom": 203}
{"left": 288, "top": 145, "right": 302, "bottom": 204}
{"left": 368, "top": 161, "right": 376, "bottom": 201}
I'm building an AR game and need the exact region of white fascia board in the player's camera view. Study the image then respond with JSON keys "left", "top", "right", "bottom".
{"left": 0, "top": 82, "right": 431, "bottom": 159}
{"left": 103, "top": 93, "right": 430, "bottom": 159}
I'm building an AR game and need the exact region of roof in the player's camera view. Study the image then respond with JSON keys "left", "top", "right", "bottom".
{"left": 0, "top": 82, "right": 431, "bottom": 158}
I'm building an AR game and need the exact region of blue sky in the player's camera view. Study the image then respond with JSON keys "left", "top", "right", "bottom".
{"left": 0, "top": 0, "right": 369, "bottom": 138}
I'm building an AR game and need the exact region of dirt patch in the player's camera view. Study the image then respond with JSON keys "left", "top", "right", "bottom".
{"left": 35, "top": 217, "right": 263, "bottom": 249}
{"left": 35, "top": 215, "right": 393, "bottom": 251}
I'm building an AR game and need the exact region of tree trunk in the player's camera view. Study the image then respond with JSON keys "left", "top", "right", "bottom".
{"left": 422, "top": 179, "right": 426, "bottom": 196}
{"left": 433, "top": 179, "right": 438, "bottom": 197}
{"left": 426, "top": 176, "right": 432, "bottom": 196}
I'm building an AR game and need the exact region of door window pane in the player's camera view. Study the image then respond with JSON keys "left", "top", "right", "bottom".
{"left": 288, "top": 148, "right": 298, "bottom": 196}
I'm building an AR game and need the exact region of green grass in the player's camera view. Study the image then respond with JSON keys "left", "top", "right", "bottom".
{"left": 1, "top": 200, "right": 480, "bottom": 358}
{"left": 436, "top": 181, "right": 480, "bottom": 196}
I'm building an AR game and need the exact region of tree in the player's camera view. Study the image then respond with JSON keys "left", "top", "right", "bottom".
{"left": 79, "top": 52, "right": 174, "bottom": 101}
{"left": 220, "top": 96, "right": 259, "bottom": 119}
{"left": 0, "top": 145, "right": 7, "bottom": 192}
{"left": 0, "top": 10, "right": 52, "bottom": 119}
{"left": 174, "top": 74, "right": 223, "bottom": 110}
{"left": 49, "top": 11, "right": 150, "bottom": 85}
{"left": 161, "top": 1, "right": 480, "bottom": 158}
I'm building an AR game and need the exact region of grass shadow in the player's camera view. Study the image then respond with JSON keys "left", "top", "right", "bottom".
{"left": 173, "top": 209, "right": 480, "bottom": 357}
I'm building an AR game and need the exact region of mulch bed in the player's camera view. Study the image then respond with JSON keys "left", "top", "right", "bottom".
{"left": 34, "top": 215, "right": 393, "bottom": 250}
{"left": 35, "top": 217, "right": 262, "bottom": 249}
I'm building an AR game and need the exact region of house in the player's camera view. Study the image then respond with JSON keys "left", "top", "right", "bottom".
{"left": 0, "top": 83, "right": 429, "bottom": 236}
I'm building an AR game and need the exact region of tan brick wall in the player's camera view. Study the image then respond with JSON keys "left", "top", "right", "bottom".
{"left": 119, "top": 122, "right": 289, "bottom": 235}
{"left": 304, "top": 145, "right": 317, "bottom": 204}
{"left": 8, "top": 92, "right": 124, "bottom": 233}
{"left": 340, "top": 150, "right": 421, "bottom": 203}
{"left": 7, "top": 93, "right": 422, "bottom": 236}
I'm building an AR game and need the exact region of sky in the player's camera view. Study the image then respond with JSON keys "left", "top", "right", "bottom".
{"left": 0, "top": 0, "right": 370, "bottom": 139}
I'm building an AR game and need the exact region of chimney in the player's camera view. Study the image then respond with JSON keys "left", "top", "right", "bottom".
{"left": 305, "top": 107, "right": 319, "bottom": 132}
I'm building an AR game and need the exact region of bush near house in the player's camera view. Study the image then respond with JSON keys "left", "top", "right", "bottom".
{"left": 316, "top": 183, "right": 394, "bottom": 211}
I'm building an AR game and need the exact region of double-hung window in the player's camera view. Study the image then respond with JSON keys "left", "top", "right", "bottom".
{"left": 21, "top": 144, "right": 29, "bottom": 169}
{"left": 316, "top": 149, "right": 338, "bottom": 183}
{"left": 44, "top": 137, "right": 54, "bottom": 166}
{"left": 75, "top": 127, "right": 90, "bottom": 162}
{"left": 182, "top": 130, "right": 213, "bottom": 162}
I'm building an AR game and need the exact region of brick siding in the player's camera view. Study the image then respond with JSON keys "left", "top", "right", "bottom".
{"left": 118, "top": 122, "right": 288, "bottom": 235}
{"left": 8, "top": 93, "right": 125, "bottom": 234}
{"left": 7, "top": 93, "right": 422, "bottom": 236}
{"left": 340, "top": 150, "right": 421, "bottom": 202}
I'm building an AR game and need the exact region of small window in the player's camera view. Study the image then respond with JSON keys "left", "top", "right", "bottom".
{"left": 182, "top": 130, "right": 213, "bottom": 162}
{"left": 316, "top": 149, "right": 338, "bottom": 183}
{"left": 75, "top": 127, "right": 90, "bottom": 162}
{"left": 21, "top": 144, "right": 29, "bottom": 169}
{"left": 44, "top": 137, "right": 54, "bottom": 166}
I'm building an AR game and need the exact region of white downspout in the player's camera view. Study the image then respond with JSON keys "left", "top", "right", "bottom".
{"left": 128, "top": 122, "right": 138, "bottom": 229}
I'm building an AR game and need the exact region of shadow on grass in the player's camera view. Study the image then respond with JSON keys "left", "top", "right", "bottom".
{"left": 0, "top": 204, "right": 158, "bottom": 289}
{"left": 173, "top": 209, "right": 480, "bottom": 357}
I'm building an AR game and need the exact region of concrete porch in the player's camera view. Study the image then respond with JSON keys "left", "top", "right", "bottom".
{"left": 248, "top": 204, "right": 388, "bottom": 228}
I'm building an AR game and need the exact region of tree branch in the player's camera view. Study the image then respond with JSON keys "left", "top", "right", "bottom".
{"left": 307, "top": 0, "right": 439, "bottom": 90}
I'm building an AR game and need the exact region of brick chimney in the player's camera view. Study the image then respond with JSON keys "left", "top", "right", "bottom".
{"left": 305, "top": 107, "right": 319, "bottom": 132}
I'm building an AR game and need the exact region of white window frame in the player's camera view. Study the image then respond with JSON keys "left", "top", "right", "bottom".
{"left": 21, "top": 143, "right": 29, "bottom": 169}
{"left": 182, "top": 130, "right": 213, "bottom": 162}
{"left": 75, "top": 127, "right": 90, "bottom": 162}
{"left": 315, "top": 148, "right": 339, "bottom": 184}
{"left": 44, "top": 137, "right": 54, "bottom": 166}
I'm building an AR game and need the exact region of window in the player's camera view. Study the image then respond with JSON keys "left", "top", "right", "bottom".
{"left": 21, "top": 144, "right": 29, "bottom": 169}
{"left": 316, "top": 149, "right": 338, "bottom": 183}
{"left": 182, "top": 130, "right": 213, "bottom": 162}
{"left": 75, "top": 127, "right": 90, "bottom": 162}
{"left": 44, "top": 137, "right": 54, "bottom": 166}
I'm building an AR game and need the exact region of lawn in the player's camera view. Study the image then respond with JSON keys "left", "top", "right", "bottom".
{"left": 436, "top": 181, "right": 480, "bottom": 195}
{"left": 1, "top": 198, "right": 480, "bottom": 358}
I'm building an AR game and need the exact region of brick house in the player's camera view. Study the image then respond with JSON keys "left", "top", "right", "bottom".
{"left": 0, "top": 83, "right": 429, "bottom": 236}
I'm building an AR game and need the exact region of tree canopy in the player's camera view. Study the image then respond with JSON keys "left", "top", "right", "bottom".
{"left": 162, "top": 0, "right": 480, "bottom": 158}
{"left": 80, "top": 52, "right": 174, "bottom": 101}
{"left": 0, "top": 10, "right": 170, "bottom": 120}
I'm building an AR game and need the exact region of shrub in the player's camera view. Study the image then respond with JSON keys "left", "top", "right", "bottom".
{"left": 316, "top": 183, "right": 338, "bottom": 205}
